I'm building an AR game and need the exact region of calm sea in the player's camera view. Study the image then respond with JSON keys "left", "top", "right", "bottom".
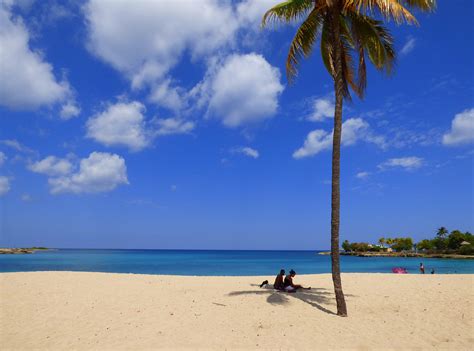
{"left": 0, "top": 249, "right": 473, "bottom": 275}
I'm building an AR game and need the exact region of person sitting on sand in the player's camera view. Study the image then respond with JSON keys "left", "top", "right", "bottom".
{"left": 284, "top": 270, "right": 310, "bottom": 292}
{"left": 273, "top": 269, "right": 285, "bottom": 290}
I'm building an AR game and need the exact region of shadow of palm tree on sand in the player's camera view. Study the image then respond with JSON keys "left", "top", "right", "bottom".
{"left": 228, "top": 285, "right": 354, "bottom": 316}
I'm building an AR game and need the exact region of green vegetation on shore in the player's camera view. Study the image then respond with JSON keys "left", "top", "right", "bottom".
{"left": 342, "top": 227, "right": 473, "bottom": 256}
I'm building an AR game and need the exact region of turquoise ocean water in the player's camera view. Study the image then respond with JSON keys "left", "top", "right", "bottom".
{"left": 0, "top": 249, "right": 473, "bottom": 275}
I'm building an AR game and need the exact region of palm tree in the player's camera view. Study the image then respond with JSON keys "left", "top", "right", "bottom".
{"left": 378, "top": 237, "right": 386, "bottom": 248}
{"left": 436, "top": 226, "right": 448, "bottom": 238}
{"left": 262, "top": 0, "right": 436, "bottom": 316}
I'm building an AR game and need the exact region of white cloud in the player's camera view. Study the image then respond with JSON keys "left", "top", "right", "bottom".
{"left": 293, "top": 130, "right": 331, "bottom": 159}
{"left": 153, "top": 117, "right": 195, "bottom": 136}
{"left": 28, "top": 156, "right": 72, "bottom": 176}
{"left": 378, "top": 157, "right": 424, "bottom": 170}
{"left": 401, "top": 36, "right": 416, "bottom": 56}
{"left": 308, "top": 97, "right": 334, "bottom": 121}
{"left": 48, "top": 152, "right": 128, "bottom": 194}
{"left": 231, "top": 146, "right": 260, "bottom": 159}
{"left": 84, "top": 0, "right": 238, "bottom": 90}
{"left": 84, "top": 2, "right": 285, "bottom": 122}
{"left": 60, "top": 101, "right": 81, "bottom": 120}
{"left": 0, "top": 2, "right": 70, "bottom": 109}
{"left": 442, "top": 108, "right": 474, "bottom": 146}
{"left": 86, "top": 101, "right": 149, "bottom": 151}
{"left": 236, "top": 0, "right": 278, "bottom": 27}
{"left": 84, "top": 0, "right": 278, "bottom": 93}
{"left": 0, "top": 176, "right": 10, "bottom": 196}
{"left": 148, "top": 79, "right": 185, "bottom": 112}
{"left": 202, "top": 53, "right": 284, "bottom": 127}
{"left": 0, "top": 139, "right": 34, "bottom": 153}
{"left": 356, "top": 171, "right": 370, "bottom": 179}
{"left": 293, "top": 118, "right": 383, "bottom": 159}
{"left": 0, "top": 151, "right": 6, "bottom": 167}
{"left": 87, "top": 101, "right": 195, "bottom": 151}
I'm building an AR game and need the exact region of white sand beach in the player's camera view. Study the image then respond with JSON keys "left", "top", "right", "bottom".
{"left": 1, "top": 272, "right": 473, "bottom": 350}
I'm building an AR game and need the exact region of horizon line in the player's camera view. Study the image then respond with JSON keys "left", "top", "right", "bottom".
{"left": 4, "top": 247, "right": 329, "bottom": 252}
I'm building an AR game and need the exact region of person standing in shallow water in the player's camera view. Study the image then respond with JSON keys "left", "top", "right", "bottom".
{"left": 420, "top": 263, "right": 425, "bottom": 274}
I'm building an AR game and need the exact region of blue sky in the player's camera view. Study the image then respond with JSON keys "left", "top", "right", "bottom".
{"left": 0, "top": 0, "right": 472, "bottom": 250}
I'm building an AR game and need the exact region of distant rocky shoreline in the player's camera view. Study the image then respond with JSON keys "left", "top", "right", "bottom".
{"left": 318, "top": 251, "right": 474, "bottom": 259}
{"left": 0, "top": 248, "right": 50, "bottom": 254}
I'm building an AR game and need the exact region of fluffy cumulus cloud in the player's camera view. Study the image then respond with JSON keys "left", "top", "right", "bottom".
{"left": 60, "top": 101, "right": 81, "bottom": 120}
{"left": 201, "top": 53, "right": 284, "bottom": 127}
{"left": 236, "top": 0, "right": 278, "bottom": 27}
{"left": 442, "top": 108, "right": 474, "bottom": 146}
{"left": 153, "top": 117, "right": 195, "bottom": 136}
{"left": 0, "top": 176, "right": 10, "bottom": 196}
{"left": 86, "top": 101, "right": 149, "bottom": 151}
{"left": 231, "top": 146, "right": 259, "bottom": 159}
{"left": 148, "top": 79, "right": 186, "bottom": 112}
{"left": 48, "top": 152, "right": 128, "bottom": 194}
{"left": 28, "top": 156, "right": 72, "bottom": 176}
{"left": 84, "top": 0, "right": 238, "bottom": 90}
{"left": 84, "top": 1, "right": 283, "bottom": 118}
{"left": 84, "top": 0, "right": 274, "bottom": 87}
{"left": 0, "top": 2, "right": 71, "bottom": 109}
{"left": 293, "top": 130, "right": 332, "bottom": 159}
{"left": 308, "top": 97, "right": 334, "bottom": 122}
{"left": 86, "top": 101, "right": 195, "bottom": 151}
{"left": 378, "top": 157, "right": 424, "bottom": 170}
{"left": 293, "top": 118, "right": 384, "bottom": 159}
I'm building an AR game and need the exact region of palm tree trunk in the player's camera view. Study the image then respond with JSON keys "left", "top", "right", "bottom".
{"left": 330, "top": 1, "right": 348, "bottom": 317}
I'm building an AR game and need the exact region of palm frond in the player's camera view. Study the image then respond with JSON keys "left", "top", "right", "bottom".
{"left": 355, "top": 43, "right": 367, "bottom": 96}
{"left": 340, "top": 36, "right": 357, "bottom": 100}
{"left": 340, "top": 17, "right": 365, "bottom": 98}
{"left": 343, "top": 0, "right": 418, "bottom": 24}
{"left": 286, "top": 6, "right": 325, "bottom": 82}
{"left": 401, "top": 0, "right": 436, "bottom": 11}
{"left": 320, "top": 15, "right": 353, "bottom": 99}
{"left": 349, "top": 12, "right": 395, "bottom": 74}
{"left": 320, "top": 15, "right": 335, "bottom": 78}
{"left": 261, "top": 0, "right": 433, "bottom": 101}
{"left": 262, "top": 0, "right": 315, "bottom": 27}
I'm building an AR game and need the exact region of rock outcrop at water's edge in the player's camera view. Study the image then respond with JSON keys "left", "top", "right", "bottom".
{"left": 0, "top": 248, "right": 49, "bottom": 254}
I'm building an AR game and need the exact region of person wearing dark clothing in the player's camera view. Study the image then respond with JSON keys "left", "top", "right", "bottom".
{"left": 283, "top": 270, "right": 310, "bottom": 292}
{"left": 273, "top": 269, "right": 285, "bottom": 290}
{"left": 420, "top": 263, "right": 425, "bottom": 274}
